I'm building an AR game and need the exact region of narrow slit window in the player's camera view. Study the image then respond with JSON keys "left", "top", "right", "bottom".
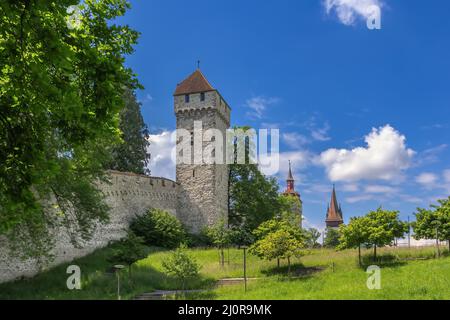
{"left": 185, "top": 94, "right": 190, "bottom": 103}
{"left": 200, "top": 92, "right": 205, "bottom": 101}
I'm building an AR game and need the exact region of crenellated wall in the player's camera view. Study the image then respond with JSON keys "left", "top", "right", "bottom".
{"left": 0, "top": 171, "right": 178, "bottom": 284}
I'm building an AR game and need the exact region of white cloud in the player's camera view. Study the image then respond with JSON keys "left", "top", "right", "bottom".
{"left": 323, "top": 0, "right": 383, "bottom": 26}
{"left": 415, "top": 173, "right": 438, "bottom": 188}
{"left": 147, "top": 131, "right": 176, "bottom": 180}
{"left": 318, "top": 125, "right": 415, "bottom": 182}
{"left": 364, "top": 185, "right": 398, "bottom": 194}
{"left": 245, "top": 96, "right": 280, "bottom": 119}
{"left": 310, "top": 123, "right": 331, "bottom": 142}
{"left": 282, "top": 132, "right": 311, "bottom": 148}
{"left": 444, "top": 170, "right": 450, "bottom": 183}
{"left": 342, "top": 183, "right": 359, "bottom": 192}
{"left": 345, "top": 194, "right": 374, "bottom": 204}
{"left": 415, "top": 144, "right": 448, "bottom": 167}
{"left": 261, "top": 150, "right": 312, "bottom": 178}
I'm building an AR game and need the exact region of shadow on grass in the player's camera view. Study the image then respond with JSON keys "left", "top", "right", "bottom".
{"left": 359, "top": 253, "right": 407, "bottom": 269}
{"left": 0, "top": 244, "right": 215, "bottom": 300}
{"left": 261, "top": 262, "right": 323, "bottom": 280}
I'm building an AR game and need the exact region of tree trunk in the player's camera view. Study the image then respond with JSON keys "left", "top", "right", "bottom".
{"left": 221, "top": 248, "right": 225, "bottom": 267}
{"left": 448, "top": 239, "right": 450, "bottom": 252}
{"left": 287, "top": 257, "right": 291, "bottom": 275}
{"left": 373, "top": 245, "right": 377, "bottom": 262}
{"left": 358, "top": 244, "right": 361, "bottom": 267}
{"left": 277, "top": 258, "right": 280, "bottom": 268}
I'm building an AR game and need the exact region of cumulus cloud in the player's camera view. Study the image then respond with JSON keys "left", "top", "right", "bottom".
{"left": 323, "top": 0, "right": 383, "bottom": 26}
{"left": 147, "top": 131, "right": 176, "bottom": 180}
{"left": 245, "top": 96, "right": 280, "bottom": 119}
{"left": 318, "top": 125, "right": 415, "bottom": 182}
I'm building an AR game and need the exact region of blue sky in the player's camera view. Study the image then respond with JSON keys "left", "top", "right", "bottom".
{"left": 118, "top": 0, "right": 450, "bottom": 231}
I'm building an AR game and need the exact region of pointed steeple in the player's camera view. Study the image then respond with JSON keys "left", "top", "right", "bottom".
{"left": 174, "top": 69, "right": 215, "bottom": 96}
{"left": 287, "top": 160, "right": 294, "bottom": 181}
{"left": 325, "top": 185, "right": 344, "bottom": 228}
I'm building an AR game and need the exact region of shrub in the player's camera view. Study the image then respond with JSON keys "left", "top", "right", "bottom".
{"left": 109, "top": 230, "right": 148, "bottom": 278}
{"left": 162, "top": 245, "right": 200, "bottom": 291}
{"left": 130, "top": 209, "right": 186, "bottom": 248}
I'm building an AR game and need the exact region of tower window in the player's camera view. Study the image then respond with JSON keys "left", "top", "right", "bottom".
{"left": 185, "top": 94, "right": 190, "bottom": 103}
{"left": 200, "top": 92, "right": 205, "bottom": 101}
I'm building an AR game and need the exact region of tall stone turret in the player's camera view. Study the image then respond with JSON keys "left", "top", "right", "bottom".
{"left": 174, "top": 69, "right": 231, "bottom": 232}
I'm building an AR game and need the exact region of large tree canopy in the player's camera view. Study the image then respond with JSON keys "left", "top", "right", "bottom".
{"left": 228, "top": 127, "right": 282, "bottom": 231}
{"left": 414, "top": 197, "right": 450, "bottom": 250}
{"left": 109, "top": 88, "right": 150, "bottom": 175}
{"left": 0, "top": 0, "right": 139, "bottom": 259}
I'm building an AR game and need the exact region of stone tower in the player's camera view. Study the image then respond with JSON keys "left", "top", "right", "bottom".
{"left": 282, "top": 161, "right": 303, "bottom": 228}
{"left": 325, "top": 185, "right": 344, "bottom": 228}
{"left": 174, "top": 69, "right": 231, "bottom": 233}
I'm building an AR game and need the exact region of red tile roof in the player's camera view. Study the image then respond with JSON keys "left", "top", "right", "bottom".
{"left": 174, "top": 69, "right": 215, "bottom": 96}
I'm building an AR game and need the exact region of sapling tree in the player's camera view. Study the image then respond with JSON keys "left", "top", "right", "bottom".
{"left": 162, "top": 245, "right": 200, "bottom": 293}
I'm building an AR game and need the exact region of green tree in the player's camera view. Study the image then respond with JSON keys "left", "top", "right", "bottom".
{"left": 228, "top": 127, "right": 282, "bottom": 231}
{"left": 338, "top": 216, "right": 368, "bottom": 266}
{"left": 0, "top": 0, "right": 139, "bottom": 260}
{"left": 324, "top": 227, "right": 341, "bottom": 249}
{"left": 130, "top": 209, "right": 186, "bottom": 249}
{"left": 278, "top": 194, "right": 303, "bottom": 228}
{"left": 365, "top": 208, "right": 408, "bottom": 260}
{"left": 109, "top": 88, "right": 150, "bottom": 175}
{"left": 250, "top": 222, "right": 305, "bottom": 274}
{"left": 414, "top": 197, "right": 450, "bottom": 252}
{"left": 110, "top": 230, "right": 147, "bottom": 278}
{"left": 204, "top": 219, "right": 233, "bottom": 266}
{"left": 162, "top": 245, "right": 200, "bottom": 292}
{"left": 304, "top": 228, "right": 321, "bottom": 249}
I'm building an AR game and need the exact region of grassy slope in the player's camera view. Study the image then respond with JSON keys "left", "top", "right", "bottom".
{"left": 0, "top": 246, "right": 449, "bottom": 300}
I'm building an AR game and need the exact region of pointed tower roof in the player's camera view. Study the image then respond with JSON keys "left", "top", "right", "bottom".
{"left": 326, "top": 185, "right": 344, "bottom": 227}
{"left": 174, "top": 69, "right": 215, "bottom": 96}
{"left": 287, "top": 160, "right": 294, "bottom": 181}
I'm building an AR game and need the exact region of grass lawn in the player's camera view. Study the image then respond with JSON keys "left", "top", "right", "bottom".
{"left": 0, "top": 245, "right": 449, "bottom": 300}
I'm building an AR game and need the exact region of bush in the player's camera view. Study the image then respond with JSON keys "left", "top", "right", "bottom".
{"left": 109, "top": 230, "right": 148, "bottom": 278}
{"left": 130, "top": 209, "right": 186, "bottom": 248}
{"left": 162, "top": 245, "right": 200, "bottom": 291}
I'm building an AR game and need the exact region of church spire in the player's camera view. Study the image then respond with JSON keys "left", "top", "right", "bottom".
{"left": 286, "top": 160, "right": 295, "bottom": 192}
{"left": 325, "top": 185, "right": 344, "bottom": 228}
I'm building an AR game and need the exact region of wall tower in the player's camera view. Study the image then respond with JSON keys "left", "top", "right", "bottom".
{"left": 174, "top": 69, "right": 231, "bottom": 232}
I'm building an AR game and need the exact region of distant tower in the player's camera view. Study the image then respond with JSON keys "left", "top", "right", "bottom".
{"left": 325, "top": 185, "right": 344, "bottom": 228}
{"left": 282, "top": 161, "right": 303, "bottom": 228}
{"left": 174, "top": 68, "right": 231, "bottom": 233}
